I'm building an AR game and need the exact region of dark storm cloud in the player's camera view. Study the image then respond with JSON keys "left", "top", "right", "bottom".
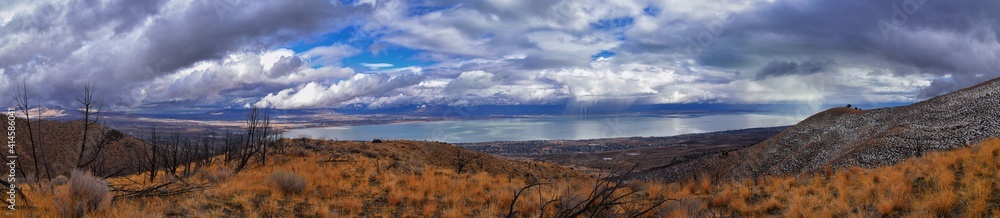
{"left": 64, "top": 0, "right": 167, "bottom": 35}
{"left": 140, "top": 0, "right": 371, "bottom": 76}
{"left": 916, "top": 74, "right": 995, "bottom": 99}
{"left": 0, "top": 0, "right": 370, "bottom": 107}
{"left": 218, "top": 82, "right": 299, "bottom": 101}
{"left": 0, "top": 0, "right": 167, "bottom": 71}
{"left": 704, "top": 0, "right": 1000, "bottom": 94}
{"left": 267, "top": 56, "right": 305, "bottom": 78}
{"left": 754, "top": 60, "right": 832, "bottom": 80}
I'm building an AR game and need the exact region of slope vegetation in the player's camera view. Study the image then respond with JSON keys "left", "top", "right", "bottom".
{"left": 17, "top": 137, "right": 1000, "bottom": 217}
{"left": 701, "top": 138, "right": 1000, "bottom": 217}
{"left": 1, "top": 118, "right": 151, "bottom": 179}
{"left": 17, "top": 139, "right": 677, "bottom": 217}
{"left": 641, "top": 77, "right": 1000, "bottom": 182}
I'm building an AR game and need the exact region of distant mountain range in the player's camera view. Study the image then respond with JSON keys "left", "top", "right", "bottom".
{"left": 639, "top": 77, "right": 1000, "bottom": 183}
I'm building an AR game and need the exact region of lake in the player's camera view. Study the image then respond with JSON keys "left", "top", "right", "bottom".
{"left": 284, "top": 112, "right": 807, "bottom": 143}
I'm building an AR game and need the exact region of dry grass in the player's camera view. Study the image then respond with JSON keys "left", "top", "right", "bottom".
{"left": 11, "top": 139, "right": 625, "bottom": 217}
{"left": 11, "top": 138, "right": 1000, "bottom": 217}
{"left": 200, "top": 167, "right": 232, "bottom": 183}
{"left": 693, "top": 138, "right": 1000, "bottom": 217}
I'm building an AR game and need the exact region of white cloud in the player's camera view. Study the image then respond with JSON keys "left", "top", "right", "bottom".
{"left": 260, "top": 49, "right": 295, "bottom": 71}
{"left": 362, "top": 63, "right": 394, "bottom": 70}
{"left": 301, "top": 44, "right": 361, "bottom": 66}
{"left": 535, "top": 59, "right": 700, "bottom": 103}
{"left": 139, "top": 49, "right": 355, "bottom": 104}
{"left": 444, "top": 70, "right": 497, "bottom": 93}
{"left": 254, "top": 73, "right": 424, "bottom": 109}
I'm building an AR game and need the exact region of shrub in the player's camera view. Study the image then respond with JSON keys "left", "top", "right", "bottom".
{"left": 104, "top": 129, "right": 125, "bottom": 142}
{"left": 57, "top": 170, "right": 110, "bottom": 217}
{"left": 269, "top": 170, "right": 307, "bottom": 194}
{"left": 390, "top": 160, "right": 424, "bottom": 175}
{"left": 52, "top": 175, "right": 68, "bottom": 186}
{"left": 925, "top": 190, "right": 957, "bottom": 215}
{"left": 697, "top": 173, "right": 712, "bottom": 194}
{"left": 70, "top": 170, "right": 111, "bottom": 210}
{"left": 273, "top": 155, "right": 290, "bottom": 164}
{"left": 203, "top": 167, "right": 232, "bottom": 183}
{"left": 362, "top": 150, "right": 379, "bottom": 158}
{"left": 289, "top": 146, "right": 311, "bottom": 157}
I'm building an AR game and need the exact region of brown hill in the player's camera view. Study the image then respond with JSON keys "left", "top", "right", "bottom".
{"left": 640, "top": 77, "right": 1000, "bottom": 182}
{"left": 1, "top": 118, "right": 151, "bottom": 180}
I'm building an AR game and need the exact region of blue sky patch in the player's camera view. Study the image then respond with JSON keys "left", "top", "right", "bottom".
{"left": 407, "top": 5, "right": 453, "bottom": 16}
{"left": 280, "top": 25, "right": 437, "bottom": 70}
{"left": 591, "top": 16, "right": 634, "bottom": 31}
{"left": 643, "top": 5, "right": 662, "bottom": 16}
{"left": 283, "top": 27, "right": 359, "bottom": 53}
{"left": 342, "top": 45, "right": 437, "bottom": 71}
{"left": 592, "top": 50, "right": 616, "bottom": 60}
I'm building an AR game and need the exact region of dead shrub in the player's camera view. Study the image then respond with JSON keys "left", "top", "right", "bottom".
{"left": 203, "top": 167, "right": 232, "bottom": 183}
{"left": 362, "top": 150, "right": 379, "bottom": 158}
{"left": 52, "top": 175, "right": 68, "bottom": 186}
{"left": 274, "top": 155, "right": 290, "bottom": 164}
{"left": 269, "top": 170, "right": 307, "bottom": 194}
{"left": 289, "top": 146, "right": 311, "bottom": 157}
{"left": 389, "top": 160, "right": 424, "bottom": 175}
{"left": 57, "top": 170, "right": 111, "bottom": 217}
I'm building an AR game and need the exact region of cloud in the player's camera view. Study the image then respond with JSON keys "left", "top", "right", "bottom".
{"left": 138, "top": 49, "right": 357, "bottom": 105}
{"left": 693, "top": 0, "right": 1000, "bottom": 94}
{"left": 364, "top": 0, "right": 641, "bottom": 62}
{"left": 3, "top": 0, "right": 997, "bottom": 112}
{"left": 361, "top": 63, "right": 394, "bottom": 70}
{"left": 0, "top": 0, "right": 369, "bottom": 108}
{"left": 254, "top": 73, "right": 425, "bottom": 109}
{"left": 443, "top": 70, "right": 497, "bottom": 93}
{"left": 755, "top": 60, "right": 833, "bottom": 80}
{"left": 302, "top": 44, "right": 361, "bottom": 66}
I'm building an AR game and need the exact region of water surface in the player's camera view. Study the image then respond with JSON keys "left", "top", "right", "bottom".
{"left": 284, "top": 113, "right": 805, "bottom": 143}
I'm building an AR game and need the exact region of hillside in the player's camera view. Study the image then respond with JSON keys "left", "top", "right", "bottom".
{"left": 639, "top": 77, "right": 1000, "bottom": 183}
{"left": 701, "top": 138, "right": 1000, "bottom": 217}
{"left": 1, "top": 118, "right": 151, "bottom": 180}
{"left": 14, "top": 136, "right": 1000, "bottom": 217}
{"left": 16, "top": 139, "right": 676, "bottom": 217}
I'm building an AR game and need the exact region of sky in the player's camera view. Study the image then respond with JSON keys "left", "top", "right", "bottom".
{"left": 1, "top": 0, "right": 998, "bottom": 112}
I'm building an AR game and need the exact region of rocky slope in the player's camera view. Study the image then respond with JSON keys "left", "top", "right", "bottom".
{"left": 640, "top": 77, "right": 1000, "bottom": 183}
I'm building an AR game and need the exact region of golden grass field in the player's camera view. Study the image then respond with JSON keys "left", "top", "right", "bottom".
{"left": 11, "top": 138, "right": 1000, "bottom": 217}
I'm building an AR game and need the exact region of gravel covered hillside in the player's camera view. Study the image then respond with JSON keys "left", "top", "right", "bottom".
{"left": 641, "top": 77, "right": 1000, "bottom": 183}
